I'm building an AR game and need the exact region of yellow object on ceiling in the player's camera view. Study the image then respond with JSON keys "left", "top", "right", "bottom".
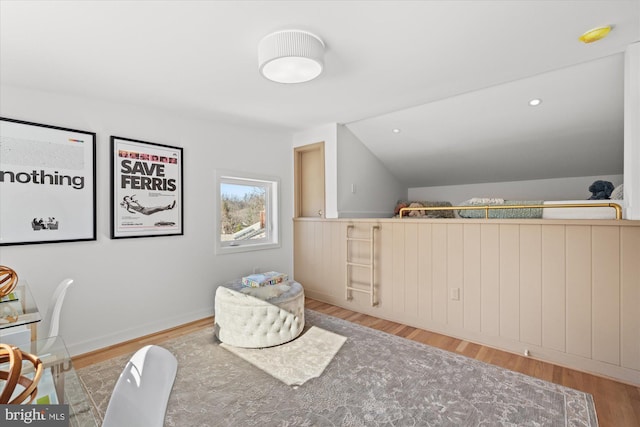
{"left": 579, "top": 26, "right": 612, "bottom": 43}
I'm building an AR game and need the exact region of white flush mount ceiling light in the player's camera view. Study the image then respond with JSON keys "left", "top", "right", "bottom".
{"left": 258, "top": 30, "right": 325, "bottom": 84}
{"left": 528, "top": 98, "right": 542, "bottom": 107}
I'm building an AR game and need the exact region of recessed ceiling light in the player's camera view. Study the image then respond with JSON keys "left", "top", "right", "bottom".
{"left": 528, "top": 99, "right": 542, "bottom": 107}
{"left": 392, "top": 128, "right": 401, "bottom": 134}
{"left": 579, "top": 26, "right": 612, "bottom": 44}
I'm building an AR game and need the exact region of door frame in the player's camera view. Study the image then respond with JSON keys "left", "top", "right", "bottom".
{"left": 294, "top": 141, "right": 325, "bottom": 218}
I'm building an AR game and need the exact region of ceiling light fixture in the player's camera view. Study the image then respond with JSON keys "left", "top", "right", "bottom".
{"left": 579, "top": 26, "right": 612, "bottom": 44}
{"left": 258, "top": 29, "right": 325, "bottom": 84}
{"left": 528, "top": 98, "right": 542, "bottom": 107}
{"left": 392, "top": 128, "right": 401, "bottom": 134}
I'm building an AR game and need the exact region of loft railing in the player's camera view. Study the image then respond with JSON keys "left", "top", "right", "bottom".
{"left": 399, "top": 202, "right": 623, "bottom": 220}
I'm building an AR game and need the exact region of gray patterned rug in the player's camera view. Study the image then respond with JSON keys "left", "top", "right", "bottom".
{"left": 77, "top": 309, "right": 598, "bottom": 426}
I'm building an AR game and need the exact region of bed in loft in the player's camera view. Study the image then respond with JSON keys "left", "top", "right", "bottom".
{"left": 396, "top": 200, "right": 623, "bottom": 220}
{"left": 395, "top": 184, "right": 625, "bottom": 220}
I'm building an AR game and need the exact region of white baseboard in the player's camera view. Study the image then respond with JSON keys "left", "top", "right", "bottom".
{"left": 66, "top": 307, "right": 213, "bottom": 357}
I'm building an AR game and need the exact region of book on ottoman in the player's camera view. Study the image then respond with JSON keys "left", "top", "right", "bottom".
{"left": 242, "top": 271, "right": 288, "bottom": 287}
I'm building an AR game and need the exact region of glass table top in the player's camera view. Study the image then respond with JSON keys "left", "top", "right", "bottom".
{"left": 0, "top": 281, "right": 42, "bottom": 330}
{"left": 1, "top": 336, "right": 99, "bottom": 426}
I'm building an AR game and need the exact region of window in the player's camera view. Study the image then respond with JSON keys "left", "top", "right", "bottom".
{"left": 215, "top": 170, "right": 280, "bottom": 254}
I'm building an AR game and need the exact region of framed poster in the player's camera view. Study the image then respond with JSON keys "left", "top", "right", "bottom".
{"left": 110, "top": 136, "right": 183, "bottom": 239}
{"left": 0, "top": 117, "right": 96, "bottom": 246}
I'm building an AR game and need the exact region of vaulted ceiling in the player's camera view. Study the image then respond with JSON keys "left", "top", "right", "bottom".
{"left": 1, "top": 1, "right": 638, "bottom": 186}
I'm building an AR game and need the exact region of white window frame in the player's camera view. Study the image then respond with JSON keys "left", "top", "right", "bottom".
{"left": 214, "top": 169, "right": 280, "bottom": 254}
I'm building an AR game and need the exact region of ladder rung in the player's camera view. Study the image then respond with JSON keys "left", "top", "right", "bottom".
{"left": 346, "top": 287, "right": 372, "bottom": 294}
{"left": 347, "top": 262, "right": 372, "bottom": 268}
{"left": 347, "top": 238, "right": 371, "bottom": 242}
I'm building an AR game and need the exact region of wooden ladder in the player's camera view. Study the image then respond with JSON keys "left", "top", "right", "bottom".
{"left": 345, "top": 224, "right": 379, "bottom": 306}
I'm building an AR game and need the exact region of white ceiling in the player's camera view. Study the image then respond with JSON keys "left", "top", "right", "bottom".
{"left": 1, "top": 1, "right": 638, "bottom": 187}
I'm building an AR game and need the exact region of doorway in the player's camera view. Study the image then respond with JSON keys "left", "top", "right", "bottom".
{"left": 294, "top": 142, "right": 325, "bottom": 218}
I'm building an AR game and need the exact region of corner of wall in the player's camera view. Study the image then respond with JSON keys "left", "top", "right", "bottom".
{"left": 336, "top": 125, "right": 406, "bottom": 217}
{"left": 624, "top": 42, "right": 639, "bottom": 220}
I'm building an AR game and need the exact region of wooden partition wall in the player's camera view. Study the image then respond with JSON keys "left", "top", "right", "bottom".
{"left": 293, "top": 218, "right": 640, "bottom": 386}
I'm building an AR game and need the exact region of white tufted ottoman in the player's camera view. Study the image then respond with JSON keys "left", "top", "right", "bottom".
{"left": 214, "top": 280, "right": 305, "bottom": 348}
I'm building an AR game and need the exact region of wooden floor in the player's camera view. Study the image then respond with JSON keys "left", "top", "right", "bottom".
{"left": 73, "top": 297, "right": 640, "bottom": 427}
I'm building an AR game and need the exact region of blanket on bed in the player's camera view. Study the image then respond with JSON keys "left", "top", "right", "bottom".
{"left": 458, "top": 199, "right": 544, "bottom": 219}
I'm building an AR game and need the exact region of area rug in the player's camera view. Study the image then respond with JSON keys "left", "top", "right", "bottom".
{"left": 220, "top": 326, "right": 347, "bottom": 386}
{"left": 77, "top": 309, "right": 598, "bottom": 426}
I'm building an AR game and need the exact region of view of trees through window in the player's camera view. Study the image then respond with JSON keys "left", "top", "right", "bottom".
{"left": 220, "top": 183, "right": 266, "bottom": 242}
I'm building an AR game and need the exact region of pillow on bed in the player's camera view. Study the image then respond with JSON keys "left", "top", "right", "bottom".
{"left": 610, "top": 184, "right": 624, "bottom": 200}
{"left": 395, "top": 201, "right": 455, "bottom": 218}
{"left": 465, "top": 198, "right": 505, "bottom": 205}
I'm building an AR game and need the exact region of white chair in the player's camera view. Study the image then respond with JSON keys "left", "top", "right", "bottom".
{"left": 33, "top": 278, "right": 74, "bottom": 354}
{"left": 39, "top": 278, "right": 74, "bottom": 340}
{"left": 102, "top": 345, "right": 178, "bottom": 427}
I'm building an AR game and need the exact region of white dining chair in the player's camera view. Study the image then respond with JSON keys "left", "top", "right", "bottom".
{"left": 39, "top": 278, "right": 74, "bottom": 340}
{"left": 35, "top": 278, "right": 74, "bottom": 354}
{"left": 102, "top": 345, "right": 178, "bottom": 427}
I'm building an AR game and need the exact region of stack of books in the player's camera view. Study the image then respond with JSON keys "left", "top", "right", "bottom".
{"left": 241, "top": 271, "right": 288, "bottom": 288}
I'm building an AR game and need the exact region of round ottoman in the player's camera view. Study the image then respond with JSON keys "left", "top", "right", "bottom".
{"left": 214, "top": 280, "right": 305, "bottom": 348}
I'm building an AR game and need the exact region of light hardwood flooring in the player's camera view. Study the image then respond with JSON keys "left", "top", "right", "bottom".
{"left": 73, "top": 298, "right": 640, "bottom": 427}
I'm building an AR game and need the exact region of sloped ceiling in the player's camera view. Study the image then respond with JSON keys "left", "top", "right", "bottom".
{"left": 1, "top": 1, "right": 638, "bottom": 186}
{"left": 347, "top": 54, "right": 625, "bottom": 187}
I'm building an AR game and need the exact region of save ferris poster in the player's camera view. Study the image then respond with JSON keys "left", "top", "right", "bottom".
{"left": 110, "top": 136, "right": 183, "bottom": 239}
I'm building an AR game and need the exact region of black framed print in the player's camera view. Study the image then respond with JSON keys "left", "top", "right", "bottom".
{"left": 0, "top": 117, "right": 96, "bottom": 246}
{"left": 110, "top": 136, "right": 183, "bottom": 239}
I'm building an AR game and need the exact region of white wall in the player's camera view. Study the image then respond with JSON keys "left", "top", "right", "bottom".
{"left": 0, "top": 85, "right": 293, "bottom": 356}
{"left": 625, "top": 42, "right": 640, "bottom": 220}
{"left": 409, "top": 174, "right": 624, "bottom": 205}
{"left": 293, "top": 123, "right": 406, "bottom": 218}
{"left": 337, "top": 125, "right": 405, "bottom": 217}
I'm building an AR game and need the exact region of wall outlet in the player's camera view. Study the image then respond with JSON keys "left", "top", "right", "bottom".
{"left": 450, "top": 288, "right": 460, "bottom": 301}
